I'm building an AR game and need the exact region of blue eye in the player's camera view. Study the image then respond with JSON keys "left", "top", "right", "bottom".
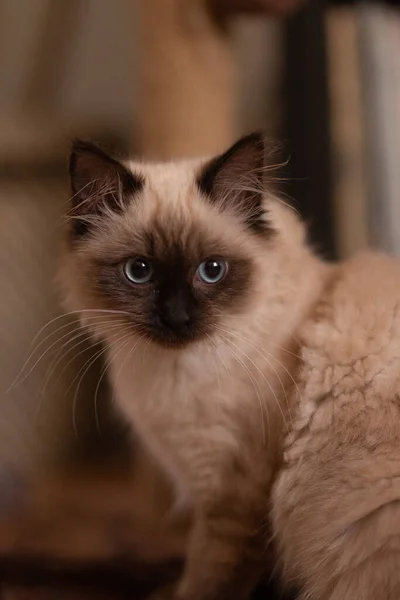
{"left": 197, "top": 259, "right": 227, "bottom": 284}
{"left": 124, "top": 258, "right": 153, "bottom": 284}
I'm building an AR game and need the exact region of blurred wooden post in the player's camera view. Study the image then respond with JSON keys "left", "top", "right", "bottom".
{"left": 139, "top": 0, "right": 235, "bottom": 159}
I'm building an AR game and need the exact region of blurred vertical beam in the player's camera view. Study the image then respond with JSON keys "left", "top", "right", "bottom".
{"left": 282, "top": 0, "right": 336, "bottom": 259}
{"left": 138, "top": 0, "right": 235, "bottom": 159}
{"left": 326, "top": 6, "right": 368, "bottom": 258}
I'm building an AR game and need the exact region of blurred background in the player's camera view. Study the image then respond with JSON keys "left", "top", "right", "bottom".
{"left": 0, "top": 0, "right": 399, "bottom": 597}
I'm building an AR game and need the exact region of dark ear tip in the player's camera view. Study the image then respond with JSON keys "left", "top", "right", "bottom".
{"left": 70, "top": 138, "right": 103, "bottom": 157}
{"left": 69, "top": 139, "right": 116, "bottom": 176}
{"left": 240, "top": 130, "right": 265, "bottom": 149}
{"left": 69, "top": 139, "right": 93, "bottom": 171}
{"left": 222, "top": 131, "right": 265, "bottom": 161}
{"left": 69, "top": 139, "right": 82, "bottom": 176}
{"left": 246, "top": 130, "right": 264, "bottom": 141}
{"left": 71, "top": 138, "right": 88, "bottom": 153}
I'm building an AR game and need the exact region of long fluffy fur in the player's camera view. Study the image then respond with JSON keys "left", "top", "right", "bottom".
{"left": 60, "top": 136, "right": 400, "bottom": 600}
{"left": 272, "top": 251, "right": 400, "bottom": 600}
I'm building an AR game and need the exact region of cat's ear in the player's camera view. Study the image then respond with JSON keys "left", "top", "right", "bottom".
{"left": 197, "top": 132, "right": 270, "bottom": 234}
{"left": 69, "top": 140, "right": 143, "bottom": 236}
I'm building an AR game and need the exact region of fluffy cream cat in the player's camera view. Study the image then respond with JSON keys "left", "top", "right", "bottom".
{"left": 60, "top": 133, "right": 400, "bottom": 600}
{"left": 273, "top": 252, "right": 400, "bottom": 599}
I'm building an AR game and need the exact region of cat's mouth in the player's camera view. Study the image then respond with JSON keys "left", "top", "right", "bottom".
{"left": 134, "top": 310, "right": 206, "bottom": 349}
{"left": 140, "top": 323, "right": 205, "bottom": 349}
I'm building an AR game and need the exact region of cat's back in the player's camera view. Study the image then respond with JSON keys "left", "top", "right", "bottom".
{"left": 272, "top": 251, "right": 400, "bottom": 599}
{"left": 292, "top": 250, "right": 400, "bottom": 459}
{"left": 303, "top": 250, "right": 400, "bottom": 366}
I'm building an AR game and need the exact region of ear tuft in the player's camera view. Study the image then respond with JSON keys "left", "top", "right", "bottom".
{"left": 68, "top": 140, "right": 144, "bottom": 237}
{"left": 197, "top": 132, "right": 272, "bottom": 234}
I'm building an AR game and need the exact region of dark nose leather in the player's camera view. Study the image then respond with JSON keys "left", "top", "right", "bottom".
{"left": 160, "top": 296, "right": 191, "bottom": 331}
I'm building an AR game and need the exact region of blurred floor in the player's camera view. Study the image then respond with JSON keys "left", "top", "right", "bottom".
{"left": 0, "top": 464, "right": 295, "bottom": 600}
{"left": 0, "top": 464, "right": 184, "bottom": 600}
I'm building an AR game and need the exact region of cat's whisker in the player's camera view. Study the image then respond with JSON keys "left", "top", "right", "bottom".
{"left": 36, "top": 315, "right": 122, "bottom": 366}
{"left": 217, "top": 326, "right": 291, "bottom": 419}
{"left": 36, "top": 321, "right": 125, "bottom": 417}
{"left": 37, "top": 325, "right": 99, "bottom": 410}
{"left": 217, "top": 330, "right": 289, "bottom": 434}
{"left": 67, "top": 328, "right": 126, "bottom": 393}
{"left": 204, "top": 336, "right": 224, "bottom": 412}
{"left": 215, "top": 325, "right": 298, "bottom": 424}
{"left": 7, "top": 318, "right": 84, "bottom": 391}
{"left": 8, "top": 310, "right": 132, "bottom": 390}
{"left": 218, "top": 315, "right": 303, "bottom": 361}
{"left": 11, "top": 326, "right": 91, "bottom": 391}
{"left": 206, "top": 332, "right": 230, "bottom": 373}
{"left": 93, "top": 333, "right": 139, "bottom": 434}
{"left": 32, "top": 313, "right": 116, "bottom": 346}
{"left": 110, "top": 335, "right": 146, "bottom": 407}
{"left": 10, "top": 317, "right": 126, "bottom": 393}
{"left": 217, "top": 334, "right": 268, "bottom": 446}
{"left": 205, "top": 335, "right": 220, "bottom": 391}
{"left": 70, "top": 346, "right": 109, "bottom": 440}
{"left": 263, "top": 352, "right": 302, "bottom": 416}
{"left": 206, "top": 334, "right": 231, "bottom": 418}
{"left": 70, "top": 329, "right": 133, "bottom": 439}
{"left": 36, "top": 337, "right": 102, "bottom": 419}
{"left": 32, "top": 308, "right": 131, "bottom": 341}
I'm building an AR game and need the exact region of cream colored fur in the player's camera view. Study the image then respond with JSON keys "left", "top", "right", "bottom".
{"left": 61, "top": 151, "right": 400, "bottom": 600}
{"left": 273, "top": 251, "right": 400, "bottom": 600}
{"left": 60, "top": 154, "right": 326, "bottom": 600}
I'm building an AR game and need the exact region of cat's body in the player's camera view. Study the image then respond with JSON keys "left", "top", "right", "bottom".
{"left": 273, "top": 251, "right": 400, "bottom": 600}
{"left": 60, "top": 133, "right": 400, "bottom": 600}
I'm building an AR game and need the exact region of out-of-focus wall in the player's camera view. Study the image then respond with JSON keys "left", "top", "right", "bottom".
{"left": 0, "top": 0, "right": 136, "bottom": 138}
{"left": 0, "top": 0, "right": 282, "bottom": 472}
{"left": 0, "top": 0, "right": 280, "bottom": 144}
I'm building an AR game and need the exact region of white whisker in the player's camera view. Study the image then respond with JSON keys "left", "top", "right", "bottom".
{"left": 36, "top": 321, "right": 125, "bottom": 417}
{"left": 93, "top": 333, "right": 139, "bottom": 434}
{"left": 8, "top": 309, "right": 131, "bottom": 390}
{"left": 216, "top": 325, "right": 297, "bottom": 425}
{"left": 217, "top": 334, "right": 268, "bottom": 445}
{"left": 70, "top": 329, "right": 133, "bottom": 439}
{"left": 110, "top": 335, "right": 145, "bottom": 407}
{"left": 220, "top": 314, "right": 303, "bottom": 361}
{"left": 218, "top": 330, "right": 289, "bottom": 434}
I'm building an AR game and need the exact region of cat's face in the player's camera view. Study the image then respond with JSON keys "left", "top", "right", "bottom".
{"left": 63, "top": 134, "right": 277, "bottom": 348}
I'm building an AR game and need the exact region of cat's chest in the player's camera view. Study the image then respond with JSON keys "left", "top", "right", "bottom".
{"left": 108, "top": 343, "right": 252, "bottom": 474}
{"left": 109, "top": 338, "right": 290, "bottom": 444}
{"left": 108, "top": 346, "right": 248, "bottom": 493}
{"left": 111, "top": 348, "right": 215, "bottom": 422}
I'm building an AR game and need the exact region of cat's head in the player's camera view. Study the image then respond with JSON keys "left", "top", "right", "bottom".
{"left": 60, "top": 133, "right": 306, "bottom": 349}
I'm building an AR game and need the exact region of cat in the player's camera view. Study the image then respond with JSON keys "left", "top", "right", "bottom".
{"left": 272, "top": 251, "right": 400, "bottom": 599}
{"left": 59, "top": 132, "right": 326, "bottom": 600}
{"left": 59, "top": 131, "right": 400, "bottom": 600}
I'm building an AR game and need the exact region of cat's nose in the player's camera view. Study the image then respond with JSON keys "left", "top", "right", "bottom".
{"left": 159, "top": 298, "right": 191, "bottom": 331}
{"left": 161, "top": 308, "right": 191, "bottom": 330}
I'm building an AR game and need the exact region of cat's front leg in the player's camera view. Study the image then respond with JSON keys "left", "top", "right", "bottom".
{"left": 173, "top": 506, "right": 267, "bottom": 600}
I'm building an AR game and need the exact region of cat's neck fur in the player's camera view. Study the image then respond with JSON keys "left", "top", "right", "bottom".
{"left": 60, "top": 133, "right": 335, "bottom": 600}
{"left": 104, "top": 207, "right": 330, "bottom": 500}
